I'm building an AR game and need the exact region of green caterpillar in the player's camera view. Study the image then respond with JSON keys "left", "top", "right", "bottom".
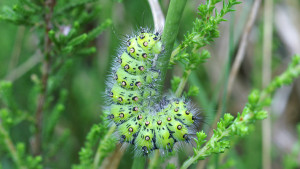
{"left": 106, "top": 29, "right": 200, "bottom": 156}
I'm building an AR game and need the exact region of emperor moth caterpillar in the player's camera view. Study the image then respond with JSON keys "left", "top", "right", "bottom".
{"left": 105, "top": 28, "right": 200, "bottom": 156}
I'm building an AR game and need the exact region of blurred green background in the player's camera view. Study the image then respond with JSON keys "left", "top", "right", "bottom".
{"left": 0, "top": 0, "right": 300, "bottom": 168}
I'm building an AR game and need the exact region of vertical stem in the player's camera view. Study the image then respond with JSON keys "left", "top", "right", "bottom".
{"left": 262, "top": 0, "right": 273, "bottom": 167}
{"left": 131, "top": 156, "right": 146, "bottom": 169}
{"left": 158, "top": 0, "right": 187, "bottom": 93}
{"left": 148, "top": 0, "right": 165, "bottom": 31}
{"left": 93, "top": 124, "right": 117, "bottom": 169}
{"left": 33, "top": 0, "right": 56, "bottom": 156}
{"left": 148, "top": 150, "right": 160, "bottom": 169}
{"left": 226, "top": 0, "right": 262, "bottom": 97}
{"left": 175, "top": 69, "right": 191, "bottom": 97}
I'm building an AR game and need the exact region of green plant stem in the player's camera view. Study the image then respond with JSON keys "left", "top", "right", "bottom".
{"left": 33, "top": 0, "right": 55, "bottom": 156}
{"left": 259, "top": 64, "right": 300, "bottom": 102}
{"left": 158, "top": 0, "right": 187, "bottom": 93}
{"left": 148, "top": 150, "right": 160, "bottom": 169}
{"left": 175, "top": 69, "right": 191, "bottom": 97}
{"left": 169, "top": 47, "right": 181, "bottom": 64}
{"left": 131, "top": 156, "right": 146, "bottom": 169}
{"left": 260, "top": 67, "right": 299, "bottom": 101}
{"left": 93, "top": 124, "right": 117, "bottom": 169}
{"left": 0, "top": 123, "right": 26, "bottom": 169}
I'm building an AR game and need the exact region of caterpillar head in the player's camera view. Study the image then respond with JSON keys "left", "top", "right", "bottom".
{"left": 126, "top": 32, "right": 163, "bottom": 58}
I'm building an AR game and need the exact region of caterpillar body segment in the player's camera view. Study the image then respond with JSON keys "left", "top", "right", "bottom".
{"left": 109, "top": 104, "right": 139, "bottom": 124}
{"left": 166, "top": 119, "right": 189, "bottom": 142}
{"left": 115, "top": 68, "right": 145, "bottom": 90}
{"left": 110, "top": 84, "right": 142, "bottom": 104}
{"left": 115, "top": 68, "right": 159, "bottom": 90}
{"left": 152, "top": 116, "right": 175, "bottom": 152}
{"left": 166, "top": 101, "right": 195, "bottom": 126}
{"left": 119, "top": 52, "right": 150, "bottom": 75}
{"left": 135, "top": 116, "right": 156, "bottom": 155}
{"left": 118, "top": 114, "right": 144, "bottom": 143}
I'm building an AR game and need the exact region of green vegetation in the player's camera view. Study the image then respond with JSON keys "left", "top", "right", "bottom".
{"left": 1, "top": 0, "right": 299, "bottom": 168}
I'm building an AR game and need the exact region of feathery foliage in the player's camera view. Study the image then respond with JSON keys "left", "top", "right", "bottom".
{"left": 0, "top": 0, "right": 299, "bottom": 168}
{"left": 0, "top": 0, "right": 111, "bottom": 168}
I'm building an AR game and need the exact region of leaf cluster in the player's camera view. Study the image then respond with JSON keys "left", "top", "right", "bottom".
{"left": 0, "top": 0, "right": 112, "bottom": 168}
{"left": 0, "top": 0, "right": 42, "bottom": 25}
{"left": 168, "top": 0, "right": 240, "bottom": 99}
{"left": 180, "top": 55, "right": 300, "bottom": 169}
{"left": 170, "top": 0, "right": 241, "bottom": 68}
{"left": 73, "top": 117, "right": 117, "bottom": 169}
{"left": 0, "top": 82, "right": 42, "bottom": 169}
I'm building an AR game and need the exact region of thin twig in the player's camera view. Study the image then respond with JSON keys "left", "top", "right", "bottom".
{"left": 5, "top": 51, "right": 42, "bottom": 81}
{"left": 148, "top": 0, "right": 165, "bottom": 67}
{"left": 148, "top": 0, "right": 165, "bottom": 31}
{"left": 262, "top": 0, "right": 273, "bottom": 168}
{"left": 33, "top": 0, "right": 56, "bottom": 155}
{"left": 175, "top": 69, "right": 192, "bottom": 97}
{"left": 181, "top": 130, "right": 231, "bottom": 169}
{"left": 226, "top": 0, "right": 262, "bottom": 97}
{"left": 8, "top": 26, "right": 25, "bottom": 72}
